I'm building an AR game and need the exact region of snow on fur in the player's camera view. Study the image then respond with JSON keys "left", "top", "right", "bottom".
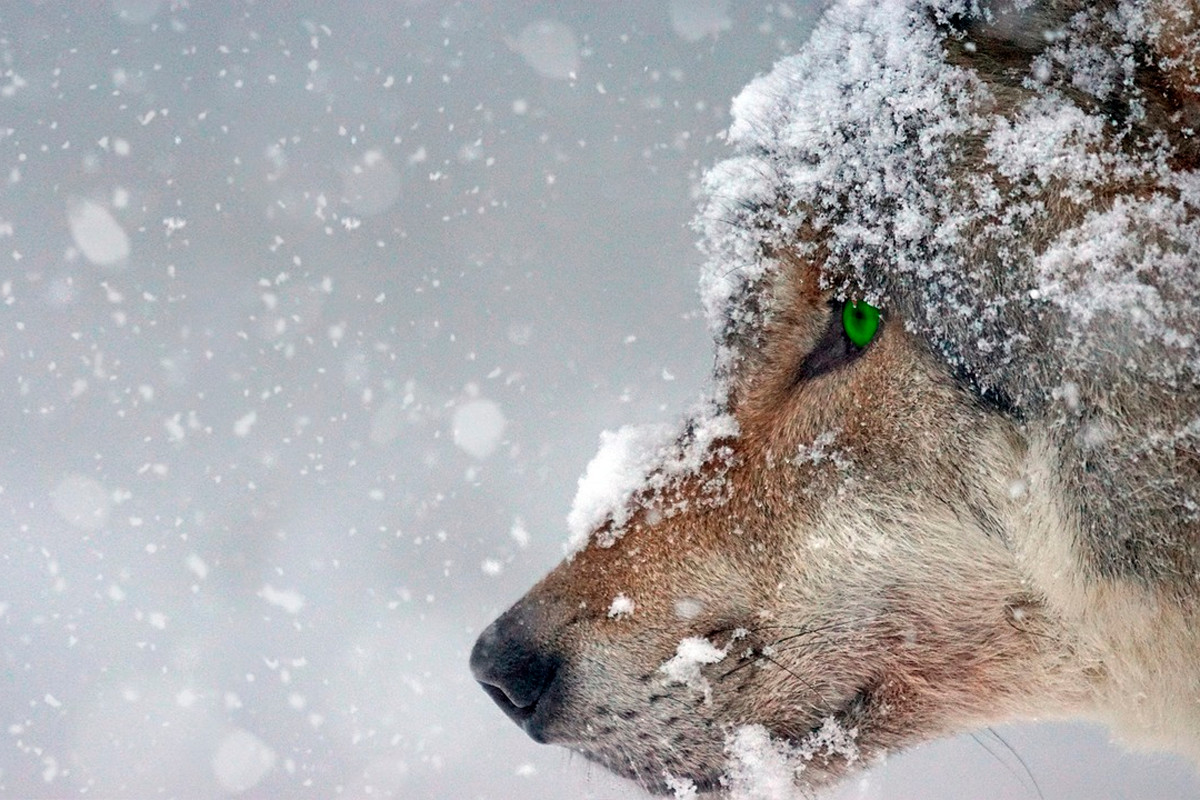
{"left": 659, "top": 636, "right": 730, "bottom": 704}
{"left": 699, "top": 0, "right": 980, "bottom": 343}
{"left": 570, "top": 0, "right": 1200, "bottom": 548}
{"left": 607, "top": 593, "right": 636, "bottom": 619}
{"left": 567, "top": 400, "right": 738, "bottom": 551}
{"left": 696, "top": 0, "right": 1200, "bottom": 404}
{"left": 725, "top": 720, "right": 860, "bottom": 800}
{"left": 567, "top": 422, "right": 675, "bottom": 550}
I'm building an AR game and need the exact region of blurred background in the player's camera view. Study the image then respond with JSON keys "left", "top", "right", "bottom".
{"left": 1, "top": 1, "right": 1198, "bottom": 798}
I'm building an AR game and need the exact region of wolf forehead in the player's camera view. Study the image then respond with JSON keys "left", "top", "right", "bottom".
{"left": 698, "top": 0, "right": 1200, "bottom": 419}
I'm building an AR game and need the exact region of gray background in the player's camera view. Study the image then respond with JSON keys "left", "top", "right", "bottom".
{"left": 1, "top": 1, "right": 1198, "bottom": 798}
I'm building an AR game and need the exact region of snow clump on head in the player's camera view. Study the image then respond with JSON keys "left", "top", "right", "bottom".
{"left": 1036, "top": 189, "right": 1200, "bottom": 383}
{"left": 571, "top": 0, "right": 1200, "bottom": 547}
{"left": 566, "top": 399, "right": 738, "bottom": 552}
{"left": 696, "top": 0, "right": 1200, "bottom": 406}
{"left": 697, "top": 0, "right": 985, "bottom": 368}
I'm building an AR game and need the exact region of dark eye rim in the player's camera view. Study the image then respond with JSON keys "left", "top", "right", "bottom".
{"left": 790, "top": 300, "right": 879, "bottom": 387}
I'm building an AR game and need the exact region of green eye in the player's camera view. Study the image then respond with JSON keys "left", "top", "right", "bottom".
{"left": 842, "top": 300, "right": 880, "bottom": 348}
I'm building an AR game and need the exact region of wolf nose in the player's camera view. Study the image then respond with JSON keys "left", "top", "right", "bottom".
{"left": 470, "top": 612, "right": 561, "bottom": 742}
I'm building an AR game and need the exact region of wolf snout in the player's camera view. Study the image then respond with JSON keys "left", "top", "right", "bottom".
{"left": 470, "top": 609, "right": 563, "bottom": 743}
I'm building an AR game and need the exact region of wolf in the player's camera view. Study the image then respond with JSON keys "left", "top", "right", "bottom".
{"left": 471, "top": 0, "right": 1200, "bottom": 795}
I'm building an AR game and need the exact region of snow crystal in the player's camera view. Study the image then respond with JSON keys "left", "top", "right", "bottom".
{"left": 607, "top": 593, "right": 635, "bottom": 619}
{"left": 695, "top": 0, "right": 1200, "bottom": 417}
{"left": 665, "top": 772, "right": 700, "bottom": 799}
{"left": 212, "top": 728, "right": 277, "bottom": 794}
{"left": 233, "top": 411, "right": 258, "bottom": 438}
{"left": 674, "top": 597, "right": 705, "bottom": 620}
{"left": 111, "top": 0, "right": 162, "bottom": 25}
{"left": 511, "top": 20, "right": 580, "bottom": 80}
{"left": 259, "top": 585, "right": 306, "bottom": 614}
{"left": 566, "top": 402, "right": 738, "bottom": 551}
{"left": 669, "top": 0, "right": 732, "bottom": 42}
{"left": 801, "top": 716, "right": 860, "bottom": 766}
{"left": 186, "top": 553, "right": 209, "bottom": 579}
{"left": 67, "top": 198, "right": 129, "bottom": 268}
{"left": 451, "top": 398, "right": 506, "bottom": 460}
{"left": 164, "top": 413, "right": 187, "bottom": 442}
{"left": 509, "top": 518, "right": 530, "bottom": 548}
{"left": 659, "top": 636, "right": 728, "bottom": 703}
{"left": 725, "top": 718, "right": 859, "bottom": 799}
{"left": 41, "top": 755, "right": 60, "bottom": 783}
{"left": 795, "top": 430, "right": 852, "bottom": 472}
{"left": 342, "top": 149, "right": 401, "bottom": 216}
{"left": 51, "top": 474, "right": 111, "bottom": 531}
{"left": 725, "top": 725, "right": 798, "bottom": 800}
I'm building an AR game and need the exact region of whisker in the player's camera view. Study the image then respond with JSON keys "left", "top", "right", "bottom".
{"left": 763, "top": 615, "right": 879, "bottom": 648}
{"left": 985, "top": 727, "right": 1044, "bottom": 800}
{"left": 758, "top": 653, "right": 836, "bottom": 712}
{"left": 718, "top": 616, "right": 877, "bottom": 681}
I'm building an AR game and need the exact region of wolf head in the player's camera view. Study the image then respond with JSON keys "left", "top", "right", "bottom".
{"left": 472, "top": 0, "right": 1200, "bottom": 794}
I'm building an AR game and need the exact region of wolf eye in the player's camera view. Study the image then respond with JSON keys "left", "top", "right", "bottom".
{"left": 842, "top": 300, "right": 880, "bottom": 348}
{"left": 791, "top": 300, "right": 880, "bottom": 385}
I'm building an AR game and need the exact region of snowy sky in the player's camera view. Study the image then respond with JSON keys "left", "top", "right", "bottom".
{"left": 1, "top": 1, "right": 1198, "bottom": 798}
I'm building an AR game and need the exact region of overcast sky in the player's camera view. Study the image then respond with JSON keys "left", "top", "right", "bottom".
{"left": 1, "top": 2, "right": 1198, "bottom": 798}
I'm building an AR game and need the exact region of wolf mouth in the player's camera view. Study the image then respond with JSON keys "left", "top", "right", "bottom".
{"left": 771, "top": 685, "right": 872, "bottom": 762}
{"left": 629, "top": 686, "right": 876, "bottom": 796}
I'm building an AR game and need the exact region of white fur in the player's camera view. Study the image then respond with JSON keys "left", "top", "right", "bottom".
{"left": 1014, "top": 434, "right": 1200, "bottom": 759}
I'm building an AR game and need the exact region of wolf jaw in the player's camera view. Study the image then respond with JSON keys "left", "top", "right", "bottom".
{"left": 473, "top": 0, "right": 1200, "bottom": 795}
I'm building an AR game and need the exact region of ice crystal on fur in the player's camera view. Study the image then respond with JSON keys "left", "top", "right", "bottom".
{"left": 567, "top": 400, "right": 738, "bottom": 551}
{"left": 726, "top": 720, "right": 860, "bottom": 800}
{"left": 724, "top": 726, "right": 797, "bottom": 800}
{"left": 795, "top": 430, "right": 853, "bottom": 472}
{"left": 697, "top": 0, "right": 1200, "bottom": 407}
{"left": 665, "top": 772, "right": 699, "bottom": 799}
{"left": 607, "top": 593, "right": 636, "bottom": 619}
{"left": 659, "top": 636, "right": 729, "bottom": 704}
{"left": 1037, "top": 191, "right": 1200, "bottom": 382}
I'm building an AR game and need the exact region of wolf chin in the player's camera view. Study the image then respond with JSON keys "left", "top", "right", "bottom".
{"left": 471, "top": 0, "right": 1200, "bottom": 795}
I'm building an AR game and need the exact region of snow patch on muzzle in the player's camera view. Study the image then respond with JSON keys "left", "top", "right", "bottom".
{"left": 566, "top": 399, "right": 738, "bottom": 552}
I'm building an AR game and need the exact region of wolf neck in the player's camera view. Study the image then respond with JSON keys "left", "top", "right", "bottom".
{"left": 1014, "top": 432, "right": 1200, "bottom": 760}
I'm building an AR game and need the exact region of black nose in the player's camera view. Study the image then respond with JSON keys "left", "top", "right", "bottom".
{"left": 470, "top": 609, "right": 561, "bottom": 743}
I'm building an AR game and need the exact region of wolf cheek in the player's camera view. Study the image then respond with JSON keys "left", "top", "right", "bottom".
{"left": 474, "top": 300, "right": 1073, "bottom": 794}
